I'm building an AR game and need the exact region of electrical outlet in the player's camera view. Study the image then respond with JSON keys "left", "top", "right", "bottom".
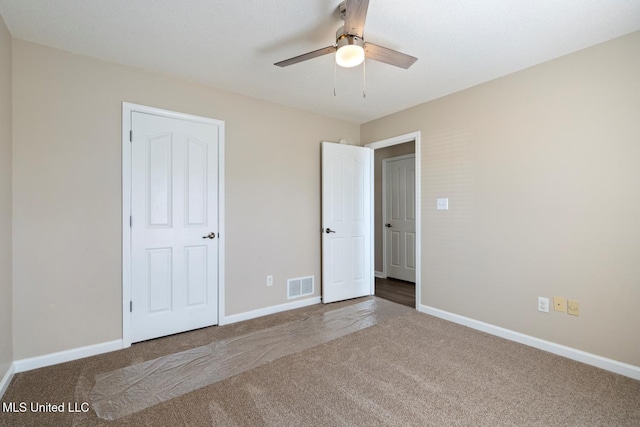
{"left": 553, "top": 296, "right": 566, "bottom": 312}
{"left": 567, "top": 300, "right": 580, "bottom": 316}
{"left": 538, "top": 297, "right": 549, "bottom": 313}
{"left": 266, "top": 275, "right": 273, "bottom": 287}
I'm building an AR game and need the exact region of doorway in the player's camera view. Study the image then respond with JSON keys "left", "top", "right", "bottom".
{"left": 366, "top": 132, "right": 420, "bottom": 310}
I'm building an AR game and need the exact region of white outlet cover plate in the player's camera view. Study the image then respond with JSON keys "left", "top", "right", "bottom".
{"left": 437, "top": 198, "right": 449, "bottom": 210}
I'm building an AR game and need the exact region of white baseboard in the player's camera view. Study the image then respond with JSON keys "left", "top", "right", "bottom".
{"left": 11, "top": 299, "right": 322, "bottom": 372}
{"left": 374, "top": 271, "right": 386, "bottom": 279}
{"left": 222, "top": 297, "right": 321, "bottom": 325}
{"left": 13, "top": 339, "right": 123, "bottom": 373}
{"left": 420, "top": 304, "right": 640, "bottom": 381}
{"left": 0, "top": 363, "right": 15, "bottom": 399}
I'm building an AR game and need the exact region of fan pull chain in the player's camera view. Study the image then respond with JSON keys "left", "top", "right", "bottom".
{"left": 363, "top": 59, "right": 366, "bottom": 98}
{"left": 334, "top": 59, "right": 337, "bottom": 96}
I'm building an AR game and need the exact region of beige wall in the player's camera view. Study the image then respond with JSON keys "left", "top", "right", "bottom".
{"left": 11, "top": 40, "right": 359, "bottom": 359}
{"left": 6, "top": 26, "right": 640, "bottom": 370}
{"left": 373, "top": 142, "right": 415, "bottom": 273}
{"left": 0, "top": 16, "right": 12, "bottom": 378}
{"left": 362, "top": 31, "right": 640, "bottom": 366}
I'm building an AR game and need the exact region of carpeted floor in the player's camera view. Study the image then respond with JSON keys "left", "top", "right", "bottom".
{"left": 1, "top": 296, "right": 639, "bottom": 426}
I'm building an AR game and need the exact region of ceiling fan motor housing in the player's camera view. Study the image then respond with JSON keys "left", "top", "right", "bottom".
{"left": 336, "top": 29, "right": 364, "bottom": 49}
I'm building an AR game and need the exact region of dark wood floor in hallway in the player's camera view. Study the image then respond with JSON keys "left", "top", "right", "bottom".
{"left": 375, "top": 277, "right": 415, "bottom": 308}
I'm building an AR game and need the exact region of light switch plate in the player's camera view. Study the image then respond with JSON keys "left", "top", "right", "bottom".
{"left": 437, "top": 198, "right": 449, "bottom": 210}
{"left": 538, "top": 297, "right": 549, "bottom": 313}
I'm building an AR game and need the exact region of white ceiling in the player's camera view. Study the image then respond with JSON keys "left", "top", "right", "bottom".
{"left": 1, "top": 0, "right": 639, "bottom": 124}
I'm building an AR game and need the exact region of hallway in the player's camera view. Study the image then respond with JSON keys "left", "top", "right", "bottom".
{"left": 375, "top": 277, "right": 415, "bottom": 308}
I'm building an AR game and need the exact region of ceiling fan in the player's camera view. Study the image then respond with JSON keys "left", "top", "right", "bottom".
{"left": 274, "top": 0, "right": 417, "bottom": 69}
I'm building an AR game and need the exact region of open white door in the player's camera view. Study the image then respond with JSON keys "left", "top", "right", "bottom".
{"left": 322, "top": 142, "right": 372, "bottom": 303}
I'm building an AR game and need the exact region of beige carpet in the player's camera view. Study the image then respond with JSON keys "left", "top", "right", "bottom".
{"left": 1, "top": 297, "right": 639, "bottom": 426}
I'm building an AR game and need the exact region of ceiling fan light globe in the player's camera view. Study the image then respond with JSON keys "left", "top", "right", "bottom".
{"left": 336, "top": 45, "right": 365, "bottom": 68}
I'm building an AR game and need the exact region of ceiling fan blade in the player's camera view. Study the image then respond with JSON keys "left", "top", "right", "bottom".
{"left": 344, "top": 0, "right": 369, "bottom": 37}
{"left": 364, "top": 43, "right": 418, "bottom": 69}
{"left": 274, "top": 46, "right": 337, "bottom": 67}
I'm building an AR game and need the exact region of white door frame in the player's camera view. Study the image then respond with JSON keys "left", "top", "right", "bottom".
{"left": 382, "top": 153, "right": 416, "bottom": 281}
{"left": 122, "top": 102, "right": 225, "bottom": 348}
{"left": 366, "top": 132, "right": 421, "bottom": 310}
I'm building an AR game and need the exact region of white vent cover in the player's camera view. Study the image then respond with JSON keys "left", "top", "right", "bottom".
{"left": 287, "top": 276, "right": 314, "bottom": 299}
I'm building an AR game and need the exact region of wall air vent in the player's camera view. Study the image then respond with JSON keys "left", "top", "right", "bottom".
{"left": 287, "top": 276, "right": 314, "bottom": 299}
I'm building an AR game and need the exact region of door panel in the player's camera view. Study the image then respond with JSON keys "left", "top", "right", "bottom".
{"left": 385, "top": 156, "right": 416, "bottom": 282}
{"left": 147, "top": 248, "right": 172, "bottom": 312}
{"left": 131, "top": 112, "right": 219, "bottom": 343}
{"left": 186, "top": 138, "right": 208, "bottom": 226}
{"left": 185, "top": 245, "right": 208, "bottom": 306}
{"left": 148, "top": 133, "right": 172, "bottom": 227}
{"left": 322, "top": 142, "right": 372, "bottom": 303}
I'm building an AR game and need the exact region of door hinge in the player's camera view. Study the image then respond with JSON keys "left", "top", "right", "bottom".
{"left": 129, "top": 130, "right": 132, "bottom": 142}
{"left": 129, "top": 215, "right": 132, "bottom": 227}
{"left": 130, "top": 301, "right": 133, "bottom": 312}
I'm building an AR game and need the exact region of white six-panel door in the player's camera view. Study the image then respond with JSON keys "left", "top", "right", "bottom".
{"left": 322, "top": 142, "right": 372, "bottom": 303}
{"left": 384, "top": 155, "right": 416, "bottom": 282}
{"left": 130, "top": 111, "right": 220, "bottom": 342}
